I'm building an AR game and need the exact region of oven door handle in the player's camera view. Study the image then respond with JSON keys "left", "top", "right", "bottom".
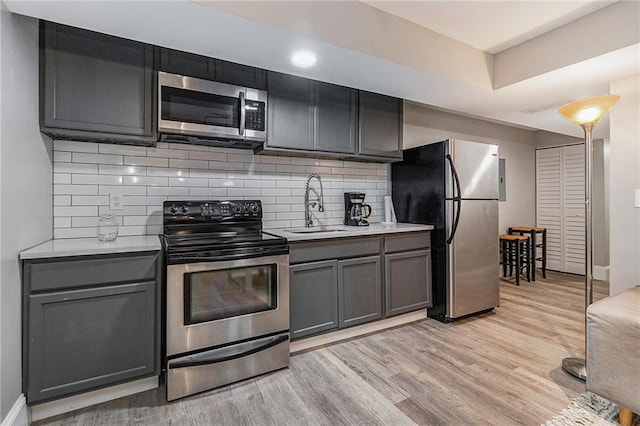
{"left": 168, "top": 334, "right": 289, "bottom": 369}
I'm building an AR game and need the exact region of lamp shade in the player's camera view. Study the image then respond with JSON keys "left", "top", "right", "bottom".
{"left": 557, "top": 95, "right": 620, "bottom": 129}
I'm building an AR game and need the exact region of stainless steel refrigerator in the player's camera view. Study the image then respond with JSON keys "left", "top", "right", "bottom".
{"left": 391, "top": 139, "right": 500, "bottom": 322}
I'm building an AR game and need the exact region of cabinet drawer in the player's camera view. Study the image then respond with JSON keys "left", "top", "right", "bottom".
{"left": 384, "top": 232, "right": 430, "bottom": 253}
{"left": 290, "top": 236, "right": 380, "bottom": 264}
{"left": 27, "top": 253, "right": 158, "bottom": 292}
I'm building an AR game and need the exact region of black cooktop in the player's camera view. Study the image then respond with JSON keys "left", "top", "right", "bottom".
{"left": 163, "top": 200, "right": 288, "bottom": 264}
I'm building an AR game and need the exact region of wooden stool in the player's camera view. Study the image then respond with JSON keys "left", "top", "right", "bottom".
{"left": 508, "top": 226, "right": 547, "bottom": 280}
{"left": 499, "top": 234, "right": 530, "bottom": 285}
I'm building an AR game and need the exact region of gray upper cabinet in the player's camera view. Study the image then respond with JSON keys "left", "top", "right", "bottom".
{"left": 358, "top": 91, "right": 403, "bottom": 159}
{"left": 40, "top": 22, "right": 155, "bottom": 144}
{"left": 215, "top": 59, "right": 267, "bottom": 90}
{"left": 315, "top": 82, "right": 357, "bottom": 154}
{"left": 159, "top": 48, "right": 266, "bottom": 90}
{"left": 264, "top": 73, "right": 356, "bottom": 155}
{"left": 22, "top": 252, "right": 161, "bottom": 404}
{"left": 159, "top": 48, "right": 216, "bottom": 80}
{"left": 266, "top": 71, "right": 315, "bottom": 151}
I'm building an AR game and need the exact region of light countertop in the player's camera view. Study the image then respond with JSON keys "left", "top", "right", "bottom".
{"left": 20, "top": 235, "right": 162, "bottom": 260}
{"left": 265, "top": 222, "right": 433, "bottom": 242}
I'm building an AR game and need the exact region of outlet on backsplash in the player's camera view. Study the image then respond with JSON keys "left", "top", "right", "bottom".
{"left": 109, "top": 192, "right": 124, "bottom": 210}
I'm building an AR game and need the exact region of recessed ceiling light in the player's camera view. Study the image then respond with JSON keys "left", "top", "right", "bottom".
{"left": 291, "top": 50, "right": 316, "bottom": 68}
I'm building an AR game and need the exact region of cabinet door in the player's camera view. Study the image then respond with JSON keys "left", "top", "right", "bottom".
{"left": 338, "top": 256, "right": 382, "bottom": 328}
{"left": 358, "top": 91, "right": 403, "bottom": 159}
{"left": 215, "top": 59, "right": 267, "bottom": 90}
{"left": 315, "top": 82, "right": 356, "bottom": 154}
{"left": 385, "top": 250, "right": 432, "bottom": 317}
{"left": 266, "top": 71, "right": 315, "bottom": 150}
{"left": 289, "top": 260, "right": 338, "bottom": 339}
{"left": 27, "top": 281, "right": 157, "bottom": 403}
{"left": 159, "top": 47, "right": 216, "bottom": 80}
{"left": 41, "top": 22, "right": 154, "bottom": 139}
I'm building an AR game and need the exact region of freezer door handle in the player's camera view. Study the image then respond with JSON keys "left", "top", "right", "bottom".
{"left": 446, "top": 154, "right": 462, "bottom": 244}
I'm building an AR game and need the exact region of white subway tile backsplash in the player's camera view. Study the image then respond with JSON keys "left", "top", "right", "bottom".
{"left": 169, "top": 159, "right": 208, "bottom": 170}
{"left": 98, "top": 185, "right": 146, "bottom": 196}
{"left": 73, "top": 152, "right": 123, "bottom": 165}
{"left": 54, "top": 196, "right": 71, "bottom": 206}
{"left": 54, "top": 140, "right": 99, "bottom": 153}
{"left": 124, "top": 156, "right": 169, "bottom": 167}
{"left": 147, "top": 147, "right": 190, "bottom": 159}
{"left": 168, "top": 177, "right": 208, "bottom": 187}
{"left": 147, "top": 186, "right": 189, "bottom": 196}
{"left": 52, "top": 140, "right": 389, "bottom": 238}
{"left": 99, "top": 144, "right": 147, "bottom": 156}
{"left": 54, "top": 185, "right": 98, "bottom": 195}
{"left": 54, "top": 206, "right": 98, "bottom": 217}
{"left": 99, "top": 164, "right": 146, "bottom": 176}
{"left": 54, "top": 217, "right": 71, "bottom": 228}
{"left": 72, "top": 195, "right": 109, "bottom": 206}
{"left": 124, "top": 176, "right": 168, "bottom": 186}
{"left": 54, "top": 173, "right": 71, "bottom": 184}
{"left": 72, "top": 174, "right": 123, "bottom": 185}
{"left": 54, "top": 162, "right": 99, "bottom": 174}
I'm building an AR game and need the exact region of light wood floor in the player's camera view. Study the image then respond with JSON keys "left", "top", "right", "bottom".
{"left": 35, "top": 271, "right": 609, "bottom": 425}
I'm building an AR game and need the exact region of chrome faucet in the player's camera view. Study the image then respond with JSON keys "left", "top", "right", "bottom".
{"left": 304, "top": 174, "right": 324, "bottom": 227}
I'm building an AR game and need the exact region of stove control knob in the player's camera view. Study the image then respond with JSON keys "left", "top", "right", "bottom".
{"left": 169, "top": 204, "right": 178, "bottom": 214}
{"left": 249, "top": 202, "right": 260, "bottom": 214}
{"left": 180, "top": 205, "right": 189, "bottom": 214}
{"left": 232, "top": 203, "right": 241, "bottom": 213}
{"left": 200, "top": 204, "right": 209, "bottom": 215}
{"left": 241, "top": 204, "right": 249, "bottom": 213}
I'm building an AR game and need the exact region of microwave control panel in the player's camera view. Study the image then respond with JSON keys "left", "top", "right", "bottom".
{"left": 244, "top": 101, "right": 265, "bottom": 131}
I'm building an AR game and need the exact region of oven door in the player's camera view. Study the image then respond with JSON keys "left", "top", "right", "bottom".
{"left": 158, "top": 71, "right": 266, "bottom": 141}
{"left": 166, "top": 254, "right": 289, "bottom": 356}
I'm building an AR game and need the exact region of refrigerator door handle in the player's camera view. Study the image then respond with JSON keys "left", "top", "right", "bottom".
{"left": 446, "top": 154, "right": 462, "bottom": 244}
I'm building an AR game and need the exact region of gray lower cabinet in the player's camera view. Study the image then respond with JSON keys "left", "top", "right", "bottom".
{"left": 358, "top": 91, "right": 403, "bottom": 160}
{"left": 289, "top": 260, "right": 339, "bottom": 339}
{"left": 338, "top": 256, "right": 382, "bottom": 327}
{"left": 384, "top": 232, "right": 432, "bottom": 317}
{"left": 23, "top": 252, "right": 161, "bottom": 404}
{"left": 40, "top": 22, "right": 155, "bottom": 144}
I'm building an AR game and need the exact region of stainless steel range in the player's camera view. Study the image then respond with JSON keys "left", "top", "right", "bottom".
{"left": 163, "top": 200, "right": 289, "bottom": 401}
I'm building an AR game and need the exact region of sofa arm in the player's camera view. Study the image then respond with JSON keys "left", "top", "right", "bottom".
{"left": 586, "top": 285, "right": 640, "bottom": 415}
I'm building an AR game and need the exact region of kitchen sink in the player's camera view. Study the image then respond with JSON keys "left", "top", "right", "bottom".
{"left": 285, "top": 227, "right": 348, "bottom": 234}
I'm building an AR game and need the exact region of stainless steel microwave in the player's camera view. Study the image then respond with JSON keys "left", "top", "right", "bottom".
{"left": 158, "top": 71, "right": 267, "bottom": 147}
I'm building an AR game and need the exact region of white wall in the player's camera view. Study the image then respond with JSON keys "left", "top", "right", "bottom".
{"left": 609, "top": 74, "right": 640, "bottom": 295}
{"left": 52, "top": 141, "right": 389, "bottom": 237}
{"left": 403, "top": 102, "right": 542, "bottom": 233}
{"left": 0, "top": 6, "right": 53, "bottom": 422}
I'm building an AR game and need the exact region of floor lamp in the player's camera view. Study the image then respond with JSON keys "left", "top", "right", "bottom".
{"left": 557, "top": 94, "right": 620, "bottom": 381}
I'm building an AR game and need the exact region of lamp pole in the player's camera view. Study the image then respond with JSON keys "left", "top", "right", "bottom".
{"left": 557, "top": 94, "right": 619, "bottom": 381}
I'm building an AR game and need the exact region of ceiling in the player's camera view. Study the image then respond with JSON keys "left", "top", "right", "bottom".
{"left": 5, "top": 0, "right": 640, "bottom": 139}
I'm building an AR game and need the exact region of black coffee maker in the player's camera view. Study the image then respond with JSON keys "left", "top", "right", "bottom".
{"left": 344, "top": 192, "right": 372, "bottom": 226}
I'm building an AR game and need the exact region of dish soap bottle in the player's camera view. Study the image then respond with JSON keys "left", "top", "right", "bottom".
{"left": 97, "top": 214, "right": 119, "bottom": 241}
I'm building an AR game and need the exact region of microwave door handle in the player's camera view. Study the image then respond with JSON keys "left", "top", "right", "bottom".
{"left": 239, "top": 91, "right": 246, "bottom": 136}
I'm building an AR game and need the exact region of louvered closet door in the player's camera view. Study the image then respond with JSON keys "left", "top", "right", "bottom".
{"left": 536, "top": 145, "right": 585, "bottom": 274}
{"left": 536, "top": 148, "right": 563, "bottom": 271}
{"left": 562, "top": 145, "right": 585, "bottom": 274}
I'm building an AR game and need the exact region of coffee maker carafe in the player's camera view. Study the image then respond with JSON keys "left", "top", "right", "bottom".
{"left": 344, "top": 192, "right": 372, "bottom": 226}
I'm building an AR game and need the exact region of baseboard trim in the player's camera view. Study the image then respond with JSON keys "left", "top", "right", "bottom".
{"left": 593, "top": 265, "right": 610, "bottom": 281}
{"left": 30, "top": 376, "right": 159, "bottom": 422}
{"left": 290, "top": 310, "right": 428, "bottom": 353}
{"left": 1, "top": 394, "right": 27, "bottom": 426}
